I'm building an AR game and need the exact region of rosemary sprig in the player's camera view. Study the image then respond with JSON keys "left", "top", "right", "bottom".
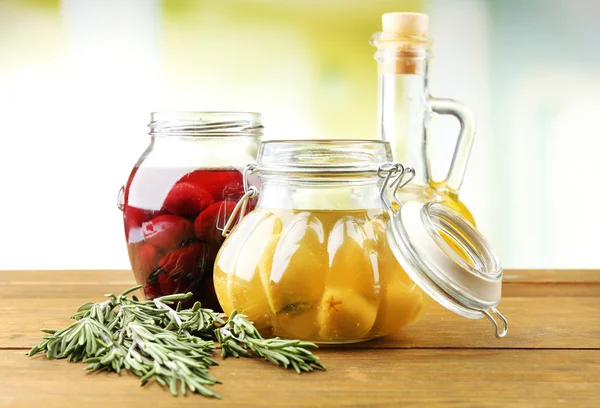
{"left": 28, "top": 285, "right": 326, "bottom": 398}
{"left": 216, "top": 310, "right": 326, "bottom": 373}
{"left": 29, "top": 287, "right": 221, "bottom": 398}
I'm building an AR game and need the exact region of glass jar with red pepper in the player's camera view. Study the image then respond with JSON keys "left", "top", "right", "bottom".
{"left": 117, "top": 112, "right": 262, "bottom": 311}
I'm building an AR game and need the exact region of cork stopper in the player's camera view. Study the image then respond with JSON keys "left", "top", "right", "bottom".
{"left": 374, "top": 12, "right": 431, "bottom": 75}
{"left": 382, "top": 12, "right": 429, "bottom": 37}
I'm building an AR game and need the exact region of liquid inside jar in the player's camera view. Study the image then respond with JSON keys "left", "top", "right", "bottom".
{"left": 214, "top": 208, "right": 431, "bottom": 343}
{"left": 398, "top": 184, "right": 475, "bottom": 225}
{"left": 123, "top": 166, "right": 256, "bottom": 311}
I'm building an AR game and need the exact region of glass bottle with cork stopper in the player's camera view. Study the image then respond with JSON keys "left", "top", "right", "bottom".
{"left": 370, "top": 12, "right": 476, "bottom": 223}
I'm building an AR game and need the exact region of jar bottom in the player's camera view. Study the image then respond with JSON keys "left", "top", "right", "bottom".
{"left": 312, "top": 337, "right": 380, "bottom": 345}
{"left": 258, "top": 324, "right": 385, "bottom": 344}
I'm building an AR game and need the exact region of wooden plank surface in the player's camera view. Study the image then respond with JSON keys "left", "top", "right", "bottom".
{"left": 1, "top": 349, "right": 599, "bottom": 407}
{"left": 502, "top": 269, "right": 600, "bottom": 283}
{"left": 3, "top": 296, "right": 599, "bottom": 350}
{"left": 1, "top": 270, "right": 599, "bottom": 350}
{"left": 2, "top": 268, "right": 598, "bottom": 283}
{"left": 0, "top": 270, "right": 599, "bottom": 407}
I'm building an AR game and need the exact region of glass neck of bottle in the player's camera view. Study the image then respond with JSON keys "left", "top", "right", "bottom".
{"left": 375, "top": 47, "right": 431, "bottom": 186}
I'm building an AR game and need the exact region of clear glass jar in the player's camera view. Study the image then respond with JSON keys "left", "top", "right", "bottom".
{"left": 214, "top": 140, "right": 506, "bottom": 344}
{"left": 118, "top": 112, "right": 262, "bottom": 310}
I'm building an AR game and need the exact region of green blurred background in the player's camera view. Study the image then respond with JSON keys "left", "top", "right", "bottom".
{"left": 0, "top": 0, "right": 597, "bottom": 270}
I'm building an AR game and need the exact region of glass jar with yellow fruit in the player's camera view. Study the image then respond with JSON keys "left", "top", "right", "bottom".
{"left": 214, "top": 140, "right": 507, "bottom": 344}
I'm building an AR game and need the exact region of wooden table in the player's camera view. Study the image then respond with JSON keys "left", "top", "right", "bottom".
{"left": 0, "top": 270, "right": 599, "bottom": 407}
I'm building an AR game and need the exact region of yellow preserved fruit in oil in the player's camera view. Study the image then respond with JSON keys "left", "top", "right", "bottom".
{"left": 214, "top": 208, "right": 431, "bottom": 343}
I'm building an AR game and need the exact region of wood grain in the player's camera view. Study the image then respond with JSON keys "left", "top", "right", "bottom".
{"left": 1, "top": 270, "right": 598, "bottom": 350}
{"left": 3, "top": 296, "right": 599, "bottom": 350}
{"left": 502, "top": 269, "right": 600, "bottom": 283}
{"left": 1, "top": 270, "right": 599, "bottom": 407}
{"left": 2, "top": 349, "right": 599, "bottom": 408}
{"left": 2, "top": 269, "right": 598, "bottom": 284}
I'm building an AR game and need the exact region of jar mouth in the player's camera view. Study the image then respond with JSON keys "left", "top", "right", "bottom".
{"left": 256, "top": 140, "right": 392, "bottom": 174}
{"left": 422, "top": 203, "right": 502, "bottom": 283}
{"left": 149, "top": 111, "right": 263, "bottom": 137}
{"left": 388, "top": 201, "right": 502, "bottom": 317}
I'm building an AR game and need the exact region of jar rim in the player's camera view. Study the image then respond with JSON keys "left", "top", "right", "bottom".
{"left": 260, "top": 139, "right": 388, "bottom": 145}
{"left": 256, "top": 139, "right": 392, "bottom": 174}
{"left": 150, "top": 111, "right": 262, "bottom": 119}
{"left": 149, "top": 111, "right": 263, "bottom": 137}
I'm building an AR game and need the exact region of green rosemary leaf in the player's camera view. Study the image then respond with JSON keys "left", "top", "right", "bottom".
{"left": 291, "top": 359, "right": 301, "bottom": 374}
{"left": 216, "top": 311, "right": 326, "bottom": 373}
{"left": 76, "top": 302, "right": 95, "bottom": 312}
{"left": 181, "top": 378, "right": 187, "bottom": 396}
{"left": 28, "top": 345, "right": 40, "bottom": 356}
{"left": 169, "top": 377, "right": 178, "bottom": 397}
{"left": 119, "top": 285, "right": 143, "bottom": 297}
{"left": 41, "top": 329, "right": 58, "bottom": 334}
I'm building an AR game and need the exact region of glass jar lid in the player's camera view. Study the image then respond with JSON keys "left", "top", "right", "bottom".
{"left": 379, "top": 163, "right": 507, "bottom": 338}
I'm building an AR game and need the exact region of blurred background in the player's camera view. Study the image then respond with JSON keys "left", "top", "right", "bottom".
{"left": 0, "top": 0, "right": 598, "bottom": 270}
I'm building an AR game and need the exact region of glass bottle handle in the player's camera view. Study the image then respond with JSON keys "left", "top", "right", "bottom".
{"left": 427, "top": 97, "right": 476, "bottom": 192}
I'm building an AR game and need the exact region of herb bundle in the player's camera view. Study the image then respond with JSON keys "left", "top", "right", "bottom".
{"left": 28, "top": 286, "right": 325, "bottom": 398}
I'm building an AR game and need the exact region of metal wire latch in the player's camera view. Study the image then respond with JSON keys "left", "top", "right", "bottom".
{"left": 221, "top": 164, "right": 258, "bottom": 238}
